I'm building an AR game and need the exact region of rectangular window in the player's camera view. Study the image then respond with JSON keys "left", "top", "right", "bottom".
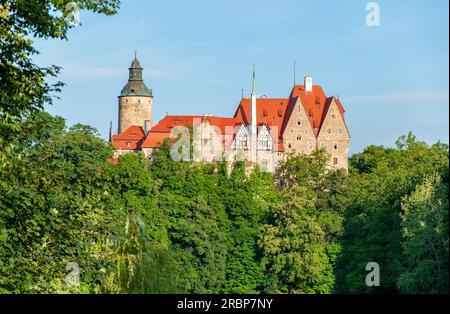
{"left": 333, "top": 157, "right": 338, "bottom": 165}
{"left": 288, "top": 142, "right": 292, "bottom": 149}
{"left": 259, "top": 136, "right": 271, "bottom": 150}
{"left": 333, "top": 143, "right": 338, "bottom": 150}
{"left": 320, "top": 142, "right": 325, "bottom": 149}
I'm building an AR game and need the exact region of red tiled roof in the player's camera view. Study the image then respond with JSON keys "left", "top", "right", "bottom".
{"left": 107, "top": 157, "right": 119, "bottom": 164}
{"left": 111, "top": 125, "right": 145, "bottom": 150}
{"left": 111, "top": 84, "right": 345, "bottom": 153}
{"left": 281, "top": 85, "right": 345, "bottom": 136}
{"left": 140, "top": 115, "right": 241, "bottom": 148}
{"left": 141, "top": 132, "right": 171, "bottom": 148}
{"left": 234, "top": 98, "right": 288, "bottom": 130}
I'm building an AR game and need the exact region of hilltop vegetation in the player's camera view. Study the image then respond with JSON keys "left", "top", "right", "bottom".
{"left": 0, "top": 112, "right": 448, "bottom": 293}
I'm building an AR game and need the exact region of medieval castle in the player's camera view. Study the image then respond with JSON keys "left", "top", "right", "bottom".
{"left": 110, "top": 56, "right": 350, "bottom": 172}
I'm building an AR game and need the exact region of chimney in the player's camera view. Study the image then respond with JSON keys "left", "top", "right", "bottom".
{"left": 304, "top": 76, "right": 313, "bottom": 92}
{"left": 108, "top": 121, "right": 113, "bottom": 142}
{"left": 144, "top": 120, "right": 152, "bottom": 135}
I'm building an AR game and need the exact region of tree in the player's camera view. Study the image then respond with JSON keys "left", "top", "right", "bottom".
{"left": 259, "top": 186, "right": 334, "bottom": 293}
{"left": 221, "top": 163, "right": 278, "bottom": 293}
{"left": 336, "top": 133, "right": 449, "bottom": 293}
{"left": 398, "top": 173, "right": 449, "bottom": 293}
{"left": 1, "top": 0, "right": 119, "bottom": 147}
{"left": 0, "top": 114, "right": 119, "bottom": 292}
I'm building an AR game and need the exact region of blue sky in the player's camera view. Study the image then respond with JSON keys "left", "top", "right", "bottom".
{"left": 34, "top": 0, "right": 449, "bottom": 154}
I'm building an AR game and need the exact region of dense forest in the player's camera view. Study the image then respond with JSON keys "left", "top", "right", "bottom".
{"left": 0, "top": 0, "right": 448, "bottom": 294}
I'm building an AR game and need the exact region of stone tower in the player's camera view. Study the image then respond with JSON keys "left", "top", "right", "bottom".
{"left": 118, "top": 54, "right": 153, "bottom": 134}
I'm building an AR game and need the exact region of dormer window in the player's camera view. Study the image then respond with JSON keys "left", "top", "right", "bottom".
{"left": 126, "top": 141, "right": 131, "bottom": 148}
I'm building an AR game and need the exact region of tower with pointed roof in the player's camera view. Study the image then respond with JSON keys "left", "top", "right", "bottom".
{"left": 118, "top": 53, "right": 153, "bottom": 133}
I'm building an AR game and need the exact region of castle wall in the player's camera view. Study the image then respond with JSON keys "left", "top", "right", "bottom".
{"left": 282, "top": 98, "right": 317, "bottom": 155}
{"left": 317, "top": 100, "right": 350, "bottom": 171}
{"left": 118, "top": 96, "right": 153, "bottom": 133}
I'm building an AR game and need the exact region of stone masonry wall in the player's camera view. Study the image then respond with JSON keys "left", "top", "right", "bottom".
{"left": 118, "top": 95, "right": 153, "bottom": 133}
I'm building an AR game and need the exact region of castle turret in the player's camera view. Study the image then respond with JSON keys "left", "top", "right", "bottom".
{"left": 118, "top": 54, "right": 153, "bottom": 133}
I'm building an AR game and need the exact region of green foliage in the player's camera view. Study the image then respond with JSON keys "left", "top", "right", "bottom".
{"left": 398, "top": 173, "right": 449, "bottom": 293}
{"left": 222, "top": 164, "right": 278, "bottom": 293}
{"left": 0, "top": 0, "right": 119, "bottom": 148}
{"left": 260, "top": 150, "right": 347, "bottom": 294}
{"left": 0, "top": 114, "right": 448, "bottom": 294}
{"left": 336, "top": 132, "right": 449, "bottom": 293}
